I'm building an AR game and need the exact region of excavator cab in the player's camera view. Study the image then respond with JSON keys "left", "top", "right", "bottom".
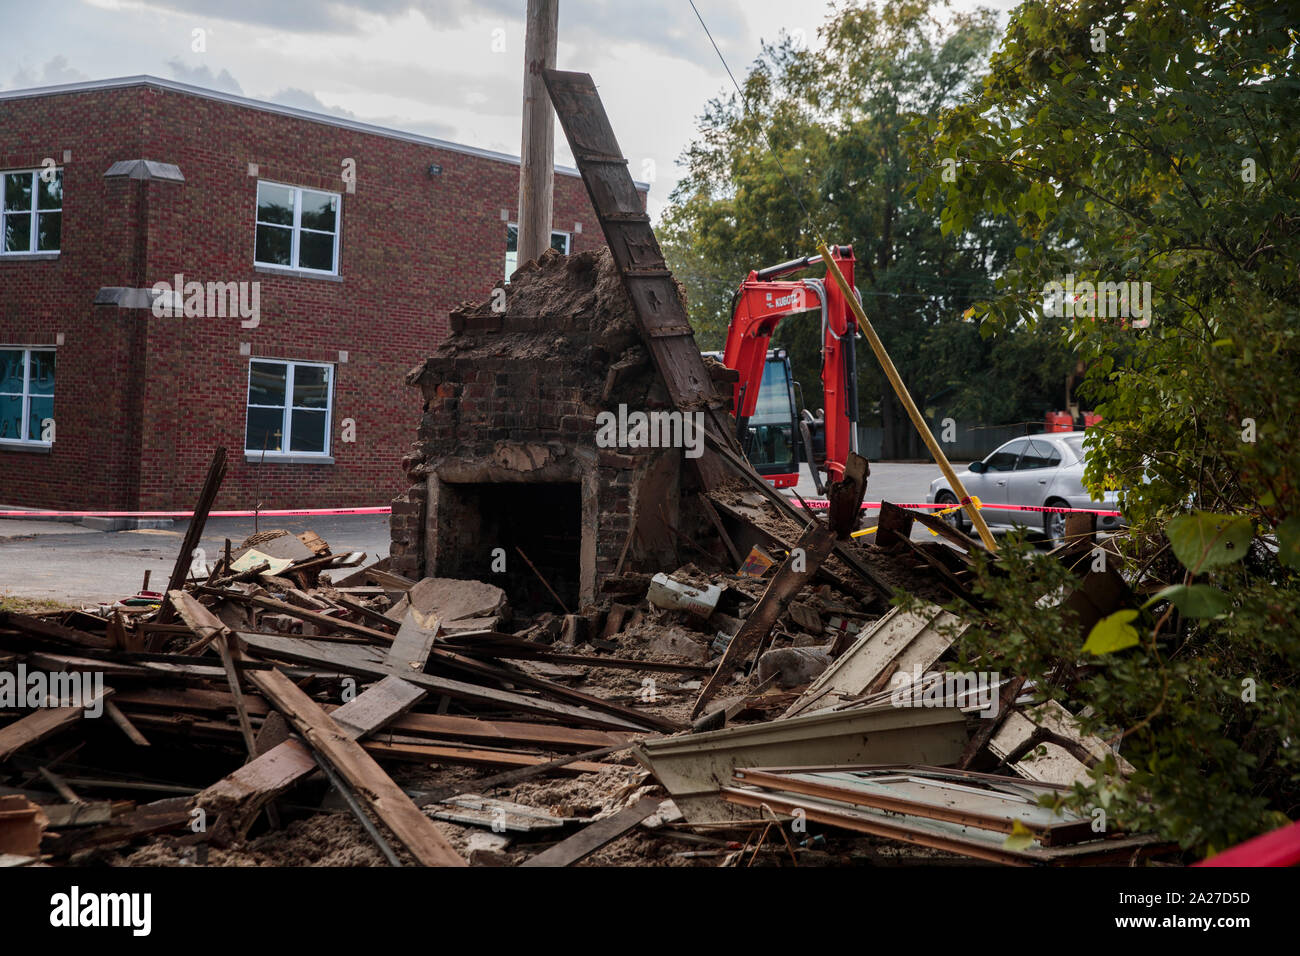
{"left": 742, "top": 349, "right": 802, "bottom": 488}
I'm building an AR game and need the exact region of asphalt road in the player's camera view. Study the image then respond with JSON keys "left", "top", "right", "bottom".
{"left": 0, "top": 462, "right": 950, "bottom": 605}
{"left": 0, "top": 514, "right": 392, "bottom": 606}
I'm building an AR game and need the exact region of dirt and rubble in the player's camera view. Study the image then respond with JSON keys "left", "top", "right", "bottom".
{"left": 0, "top": 467, "right": 1175, "bottom": 868}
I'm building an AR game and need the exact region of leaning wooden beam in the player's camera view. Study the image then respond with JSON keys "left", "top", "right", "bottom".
{"left": 157, "top": 446, "right": 227, "bottom": 629}
{"left": 543, "top": 68, "right": 739, "bottom": 492}
{"left": 245, "top": 666, "right": 466, "bottom": 867}
{"left": 521, "top": 796, "right": 661, "bottom": 867}
{"left": 171, "top": 592, "right": 258, "bottom": 758}
{"left": 103, "top": 700, "right": 151, "bottom": 747}
{"left": 238, "top": 632, "right": 661, "bottom": 732}
{"left": 193, "top": 675, "right": 425, "bottom": 841}
{"left": 692, "top": 518, "right": 838, "bottom": 718}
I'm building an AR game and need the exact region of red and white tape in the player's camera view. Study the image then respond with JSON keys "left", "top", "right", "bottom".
{"left": 798, "top": 500, "right": 1123, "bottom": 517}
{"left": 0, "top": 506, "right": 392, "bottom": 519}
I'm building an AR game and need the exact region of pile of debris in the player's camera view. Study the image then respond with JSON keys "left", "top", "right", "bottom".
{"left": 0, "top": 429, "right": 1175, "bottom": 866}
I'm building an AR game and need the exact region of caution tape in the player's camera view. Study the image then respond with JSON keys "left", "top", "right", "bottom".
{"left": 0, "top": 506, "right": 392, "bottom": 519}
{"left": 800, "top": 499, "right": 1123, "bottom": 517}
{"left": 851, "top": 496, "right": 986, "bottom": 538}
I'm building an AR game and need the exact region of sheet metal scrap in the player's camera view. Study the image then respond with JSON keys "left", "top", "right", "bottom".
{"left": 722, "top": 765, "right": 1175, "bottom": 866}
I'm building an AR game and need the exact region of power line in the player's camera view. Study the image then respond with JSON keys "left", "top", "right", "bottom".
{"left": 688, "top": 0, "right": 820, "bottom": 242}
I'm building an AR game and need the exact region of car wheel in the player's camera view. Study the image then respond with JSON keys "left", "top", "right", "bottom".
{"left": 936, "top": 491, "right": 970, "bottom": 534}
{"left": 1043, "top": 499, "right": 1069, "bottom": 548}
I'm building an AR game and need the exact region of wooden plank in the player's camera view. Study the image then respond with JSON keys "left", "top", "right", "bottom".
{"left": 386, "top": 609, "right": 439, "bottom": 674}
{"left": 0, "top": 686, "right": 114, "bottom": 761}
{"left": 171, "top": 592, "right": 258, "bottom": 757}
{"left": 194, "top": 675, "right": 425, "bottom": 839}
{"left": 245, "top": 666, "right": 466, "bottom": 867}
{"left": 202, "top": 588, "right": 395, "bottom": 643}
{"left": 103, "top": 700, "right": 151, "bottom": 746}
{"left": 157, "top": 446, "right": 226, "bottom": 629}
{"left": 238, "top": 632, "right": 658, "bottom": 732}
{"left": 521, "top": 796, "right": 661, "bottom": 867}
{"left": 0, "top": 612, "right": 109, "bottom": 651}
{"left": 692, "top": 519, "right": 837, "bottom": 717}
{"left": 543, "top": 68, "right": 738, "bottom": 492}
{"left": 364, "top": 739, "right": 612, "bottom": 773}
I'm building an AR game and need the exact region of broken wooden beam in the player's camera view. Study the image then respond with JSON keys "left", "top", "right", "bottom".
{"left": 244, "top": 666, "right": 466, "bottom": 867}
{"left": 692, "top": 518, "right": 837, "bottom": 717}
{"left": 193, "top": 675, "right": 425, "bottom": 841}
{"left": 521, "top": 795, "right": 661, "bottom": 867}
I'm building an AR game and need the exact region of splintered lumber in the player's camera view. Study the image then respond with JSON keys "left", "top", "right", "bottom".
{"left": 0, "top": 685, "right": 114, "bottom": 761}
{"left": 171, "top": 592, "right": 257, "bottom": 756}
{"left": 784, "top": 604, "right": 968, "bottom": 718}
{"left": 157, "top": 446, "right": 227, "bottom": 629}
{"left": 521, "top": 796, "right": 661, "bottom": 867}
{"left": 702, "top": 430, "right": 892, "bottom": 599}
{"left": 200, "top": 588, "right": 395, "bottom": 643}
{"left": 194, "top": 675, "right": 424, "bottom": 839}
{"left": 238, "top": 632, "right": 660, "bottom": 732}
{"left": 364, "top": 739, "right": 613, "bottom": 773}
{"left": 42, "top": 797, "right": 191, "bottom": 856}
{"left": 0, "top": 612, "right": 109, "bottom": 651}
{"left": 103, "top": 701, "right": 150, "bottom": 746}
{"left": 245, "top": 666, "right": 466, "bottom": 867}
{"left": 692, "top": 519, "right": 838, "bottom": 718}
{"left": 826, "top": 453, "right": 870, "bottom": 538}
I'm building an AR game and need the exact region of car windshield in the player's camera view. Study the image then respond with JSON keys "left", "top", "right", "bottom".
{"left": 1064, "top": 436, "right": 1085, "bottom": 459}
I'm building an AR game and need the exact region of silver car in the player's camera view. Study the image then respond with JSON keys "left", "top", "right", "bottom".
{"left": 926, "top": 431, "right": 1123, "bottom": 546}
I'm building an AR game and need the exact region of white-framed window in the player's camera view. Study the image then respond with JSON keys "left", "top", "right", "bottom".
{"left": 505, "top": 224, "right": 571, "bottom": 278}
{"left": 2, "top": 169, "right": 62, "bottom": 255}
{"left": 245, "top": 359, "right": 333, "bottom": 456}
{"left": 254, "top": 181, "right": 341, "bottom": 274}
{"left": 0, "top": 348, "right": 55, "bottom": 445}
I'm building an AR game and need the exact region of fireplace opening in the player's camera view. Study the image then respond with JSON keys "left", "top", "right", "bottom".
{"left": 440, "top": 481, "right": 583, "bottom": 616}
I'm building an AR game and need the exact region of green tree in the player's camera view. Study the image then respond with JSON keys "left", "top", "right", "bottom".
{"left": 663, "top": 0, "right": 1072, "bottom": 456}
{"left": 914, "top": 0, "right": 1300, "bottom": 853}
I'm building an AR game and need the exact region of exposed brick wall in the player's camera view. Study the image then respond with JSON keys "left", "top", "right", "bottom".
{"left": 0, "top": 81, "right": 638, "bottom": 511}
{"left": 390, "top": 248, "right": 707, "bottom": 600}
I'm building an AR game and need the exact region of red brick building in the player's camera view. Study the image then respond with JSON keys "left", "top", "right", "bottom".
{"left": 0, "top": 75, "right": 642, "bottom": 513}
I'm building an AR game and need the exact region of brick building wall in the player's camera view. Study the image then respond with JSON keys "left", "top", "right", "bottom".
{"left": 0, "top": 77, "right": 638, "bottom": 512}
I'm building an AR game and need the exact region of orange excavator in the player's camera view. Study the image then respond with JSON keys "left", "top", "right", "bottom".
{"left": 719, "top": 244, "right": 861, "bottom": 495}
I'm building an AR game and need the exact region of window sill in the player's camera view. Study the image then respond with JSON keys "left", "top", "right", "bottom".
{"left": 0, "top": 252, "right": 60, "bottom": 261}
{"left": 254, "top": 264, "right": 342, "bottom": 282}
{"left": 0, "top": 441, "right": 52, "bottom": 454}
{"left": 244, "top": 453, "right": 335, "bottom": 465}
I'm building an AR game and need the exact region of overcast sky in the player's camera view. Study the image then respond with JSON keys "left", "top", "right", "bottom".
{"left": 0, "top": 0, "right": 1020, "bottom": 221}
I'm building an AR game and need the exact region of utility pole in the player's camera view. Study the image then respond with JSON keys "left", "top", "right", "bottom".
{"left": 516, "top": 0, "right": 558, "bottom": 269}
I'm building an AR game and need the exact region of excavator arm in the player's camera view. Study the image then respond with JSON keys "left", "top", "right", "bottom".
{"left": 722, "top": 245, "right": 860, "bottom": 486}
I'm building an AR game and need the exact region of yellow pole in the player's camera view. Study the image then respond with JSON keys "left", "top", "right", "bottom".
{"left": 817, "top": 242, "right": 998, "bottom": 551}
